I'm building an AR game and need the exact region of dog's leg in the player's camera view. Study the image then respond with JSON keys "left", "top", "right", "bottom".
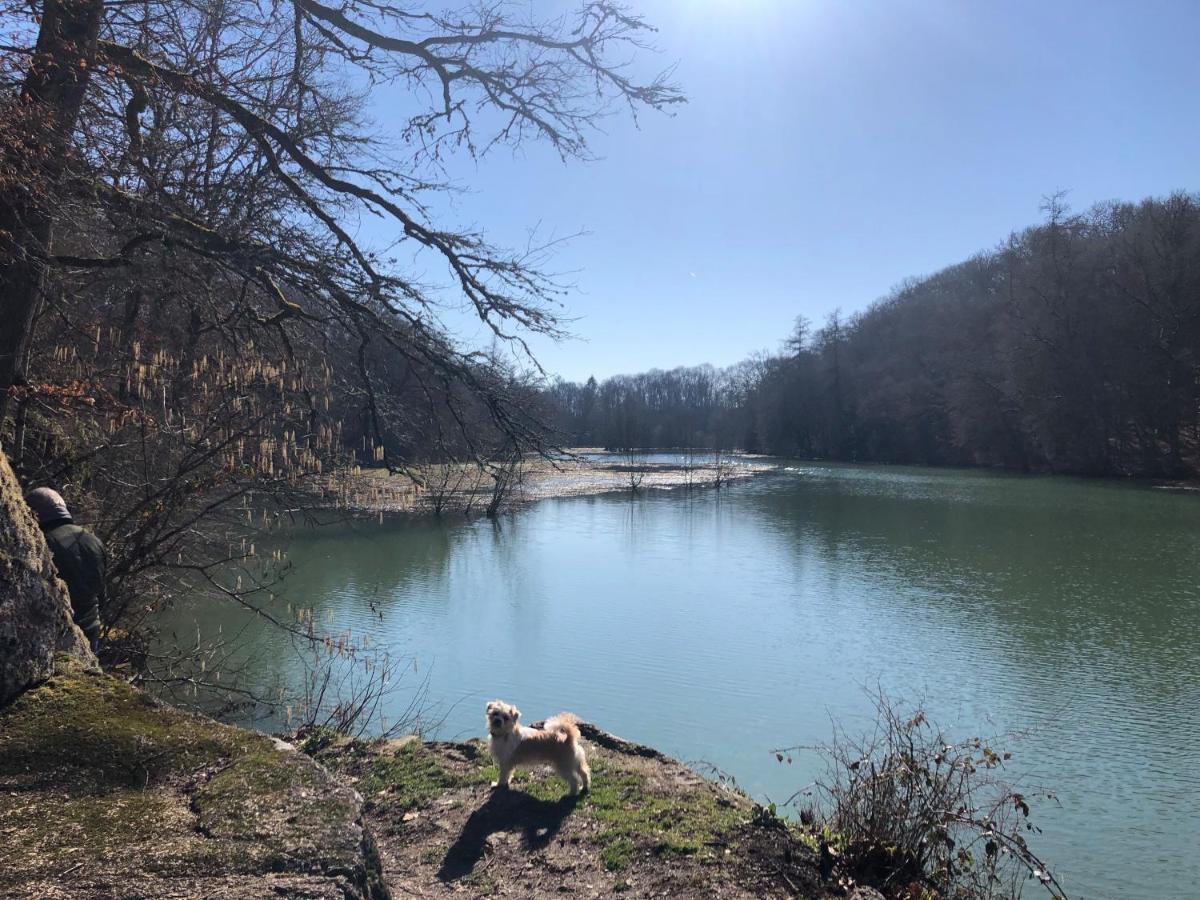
{"left": 576, "top": 747, "right": 591, "bottom": 792}
{"left": 557, "top": 763, "right": 579, "bottom": 795}
{"left": 492, "top": 763, "right": 513, "bottom": 789}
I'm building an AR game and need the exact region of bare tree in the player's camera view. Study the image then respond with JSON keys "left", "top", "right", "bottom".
{"left": 0, "top": 0, "right": 682, "bottom": 712}
{"left": 0, "top": 0, "right": 683, "bottom": 437}
{"left": 485, "top": 445, "right": 525, "bottom": 518}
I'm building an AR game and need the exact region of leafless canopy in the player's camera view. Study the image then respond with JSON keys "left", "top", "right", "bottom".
{"left": 0, "top": 0, "right": 681, "bottom": 708}
{"left": 0, "top": 0, "right": 683, "bottom": 447}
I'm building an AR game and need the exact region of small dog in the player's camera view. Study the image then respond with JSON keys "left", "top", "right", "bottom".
{"left": 485, "top": 700, "right": 591, "bottom": 795}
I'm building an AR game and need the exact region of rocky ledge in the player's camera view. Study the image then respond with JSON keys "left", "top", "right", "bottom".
{"left": 0, "top": 660, "right": 884, "bottom": 899}
{"left": 306, "top": 725, "right": 852, "bottom": 899}
{"left": 0, "top": 656, "right": 386, "bottom": 899}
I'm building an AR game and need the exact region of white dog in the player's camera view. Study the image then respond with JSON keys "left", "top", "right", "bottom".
{"left": 485, "top": 700, "right": 591, "bottom": 795}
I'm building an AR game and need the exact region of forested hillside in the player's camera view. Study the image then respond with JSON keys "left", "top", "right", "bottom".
{"left": 549, "top": 194, "right": 1200, "bottom": 477}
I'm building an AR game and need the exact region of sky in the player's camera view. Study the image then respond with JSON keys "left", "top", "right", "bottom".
{"left": 372, "top": 0, "right": 1200, "bottom": 383}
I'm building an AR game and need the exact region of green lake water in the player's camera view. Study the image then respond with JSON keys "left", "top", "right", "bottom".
{"left": 166, "top": 460, "right": 1200, "bottom": 898}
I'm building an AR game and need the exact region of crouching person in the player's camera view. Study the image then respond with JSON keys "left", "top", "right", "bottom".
{"left": 25, "top": 487, "right": 108, "bottom": 652}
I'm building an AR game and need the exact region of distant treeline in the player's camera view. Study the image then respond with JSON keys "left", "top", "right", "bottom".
{"left": 547, "top": 192, "right": 1200, "bottom": 477}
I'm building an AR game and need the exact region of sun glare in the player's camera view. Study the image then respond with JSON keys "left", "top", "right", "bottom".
{"left": 670, "top": 0, "right": 799, "bottom": 34}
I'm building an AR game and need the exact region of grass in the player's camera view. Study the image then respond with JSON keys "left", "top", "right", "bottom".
{"left": 433, "top": 747, "right": 746, "bottom": 872}
{"left": 462, "top": 870, "right": 501, "bottom": 895}
{"left": 579, "top": 757, "right": 745, "bottom": 870}
{"left": 335, "top": 736, "right": 751, "bottom": 875}
{"left": 356, "top": 740, "right": 493, "bottom": 810}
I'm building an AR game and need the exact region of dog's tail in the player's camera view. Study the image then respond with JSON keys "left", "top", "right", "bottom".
{"left": 542, "top": 712, "right": 582, "bottom": 743}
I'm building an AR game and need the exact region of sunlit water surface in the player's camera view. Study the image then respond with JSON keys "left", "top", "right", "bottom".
{"left": 164, "top": 461, "right": 1200, "bottom": 899}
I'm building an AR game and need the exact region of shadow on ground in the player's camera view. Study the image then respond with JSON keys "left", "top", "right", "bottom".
{"left": 437, "top": 788, "right": 580, "bottom": 881}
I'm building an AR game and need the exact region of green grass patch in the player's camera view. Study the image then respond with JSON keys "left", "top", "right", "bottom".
{"left": 435, "top": 746, "right": 746, "bottom": 869}
{"left": 347, "top": 739, "right": 748, "bottom": 874}
{"left": 358, "top": 741, "right": 492, "bottom": 810}
{"left": 462, "top": 870, "right": 500, "bottom": 895}
{"left": 600, "top": 836, "right": 637, "bottom": 871}
{"left": 580, "top": 756, "right": 745, "bottom": 870}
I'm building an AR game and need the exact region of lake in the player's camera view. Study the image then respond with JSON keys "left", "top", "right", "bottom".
{"left": 164, "top": 460, "right": 1200, "bottom": 899}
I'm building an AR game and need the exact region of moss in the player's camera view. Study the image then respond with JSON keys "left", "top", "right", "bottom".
{"left": 0, "top": 783, "right": 273, "bottom": 887}
{"left": 192, "top": 748, "right": 362, "bottom": 876}
{"left": 600, "top": 836, "right": 638, "bottom": 871}
{"left": 579, "top": 756, "right": 745, "bottom": 869}
{"left": 0, "top": 662, "right": 259, "bottom": 788}
{"left": 296, "top": 725, "right": 343, "bottom": 755}
{"left": 0, "top": 667, "right": 377, "bottom": 894}
{"left": 194, "top": 751, "right": 319, "bottom": 839}
{"left": 0, "top": 788, "right": 175, "bottom": 857}
{"left": 356, "top": 740, "right": 491, "bottom": 810}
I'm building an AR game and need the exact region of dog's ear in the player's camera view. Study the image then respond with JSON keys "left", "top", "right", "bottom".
{"left": 485, "top": 701, "right": 498, "bottom": 715}
{"left": 511, "top": 706, "right": 520, "bottom": 722}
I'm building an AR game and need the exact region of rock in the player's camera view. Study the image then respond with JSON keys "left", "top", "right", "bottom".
{"left": 0, "top": 448, "right": 94, "bottom": 707}
{"left": 0, "top": 657, "right": 389, "bottom": 899}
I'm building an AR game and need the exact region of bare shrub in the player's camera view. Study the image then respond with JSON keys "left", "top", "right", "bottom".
{"left": 778, "top": 693, "right": 1067, "bottom": 899}
{"left": 621, "top": 449, "right": 647, "bottom": 492}
{"left": 288, "top": 644, "right": 442, "bottom": 741}
{"left": 712, "top": 447, "right": 734, "bottom": 489}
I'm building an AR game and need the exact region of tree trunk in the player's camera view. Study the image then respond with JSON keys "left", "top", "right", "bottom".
{"left": 0, "top": 0, "right": 104, "bottom": 424}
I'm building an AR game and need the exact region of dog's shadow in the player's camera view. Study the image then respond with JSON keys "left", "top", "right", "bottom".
{"left": 437, "top": 788, "right": 580, "bottom": 882}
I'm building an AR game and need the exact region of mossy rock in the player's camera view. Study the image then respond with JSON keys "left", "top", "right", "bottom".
{"left": 0, "top": 659, "right": 388, "bottom": 899}
{"left": 0, "top": 655, "right": 257, "bottom": 788}
{"left": 0, "top": 449, "right": 95, "bottom": 708}
{"left": 193, "top": 749, "right": 366, "bottom": 875}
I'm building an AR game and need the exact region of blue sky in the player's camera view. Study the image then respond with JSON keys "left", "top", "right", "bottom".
{"left": 373, "top": 0, "right": 1200, "bottom": 382}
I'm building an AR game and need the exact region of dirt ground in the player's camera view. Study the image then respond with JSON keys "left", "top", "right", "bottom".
{"left": 312, "top": 724, "right": 843, "bottom": 900}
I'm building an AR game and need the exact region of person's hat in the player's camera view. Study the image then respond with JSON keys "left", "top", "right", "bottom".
{"left": 25, "top": 487, "right": 72, "bottom": 525}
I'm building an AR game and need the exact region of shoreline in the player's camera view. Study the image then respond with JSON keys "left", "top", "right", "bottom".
{"left": 311, "top": 452, "right": 1198, "bottom": 518}
{"left": 319, "top": 450, "right": 779, "bottom": 516}
{"left": 1, "top": 658, "right": 844, "bottom": 899}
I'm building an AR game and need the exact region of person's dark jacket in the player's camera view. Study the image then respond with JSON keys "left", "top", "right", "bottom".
{"left": 40, "top": 516, "right": 108, "bottom": 646}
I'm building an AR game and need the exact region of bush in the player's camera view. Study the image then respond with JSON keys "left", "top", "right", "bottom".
{"left": 779, "top": 693, "right": 1067, "bottom": 899}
